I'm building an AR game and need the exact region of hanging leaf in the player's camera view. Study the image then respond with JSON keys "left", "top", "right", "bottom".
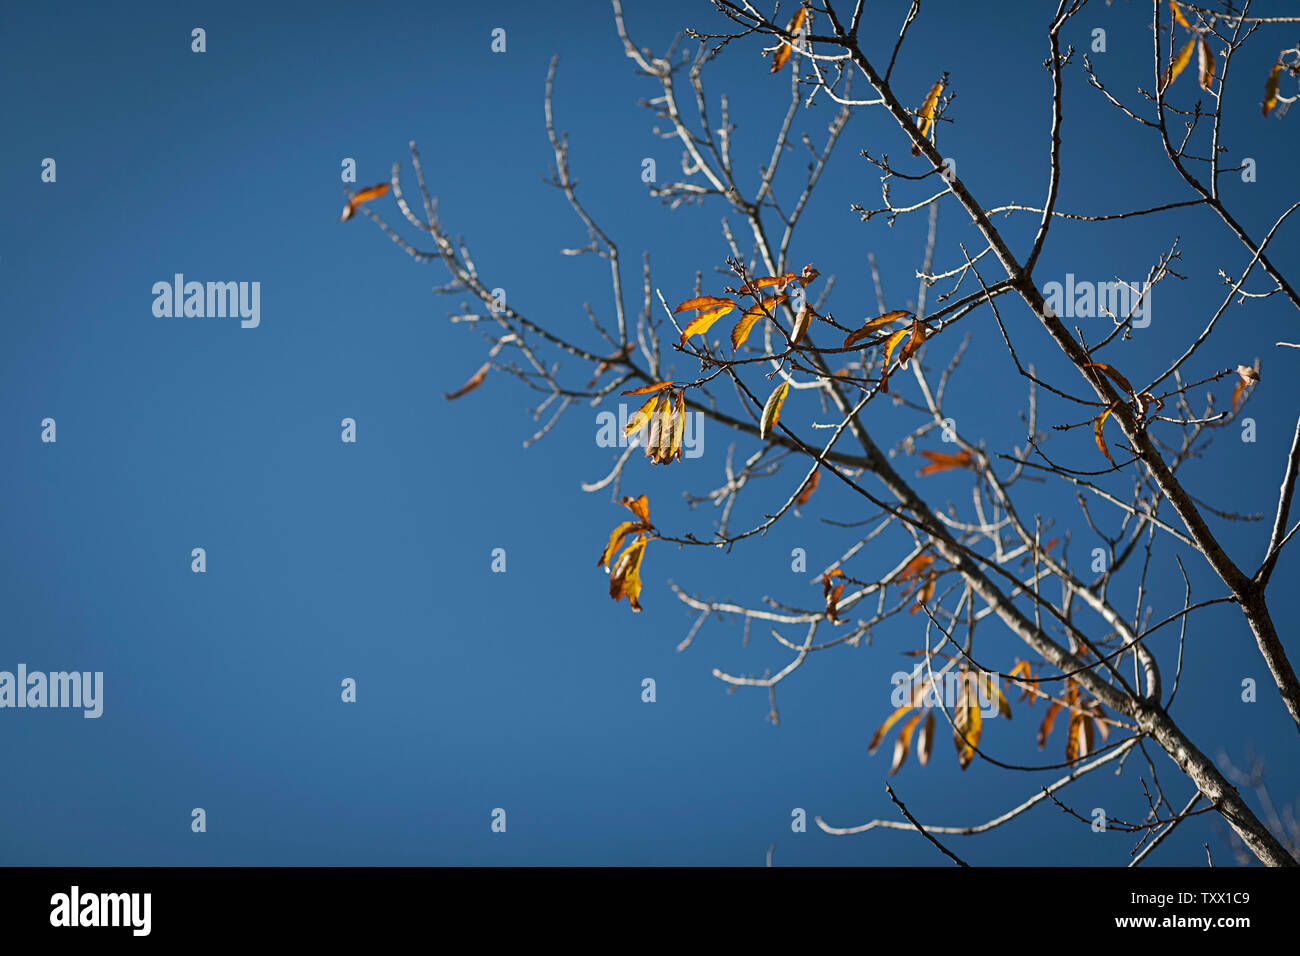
{"left": 1093, "top": 402, "right": 1121, "bottom": 467}
{"left": 769, "top": 6, "right": 807, "bottom": 74}
{"left": 1037, "top": 700, "right": 1063, "bottom": 748}
{"left": 917, "top": 711, "right": 935, "bottom": 765}
{"left": 953, "top": 674, "right": 983, "bottom": 770}
{"left": 869, "top": 703, "right": 915, "bottom": 754}
{"left": 912, "top": 79, "right": 945, "bottom": 156}
{"left": 760, "top": 381, "right": 790, "bottom": 439}
{"left": 731, "top": 295, "right": 788, "bottom": 349}
{"left": 1082, "top": 362, "right": 1136, "bottom": 400}
{"left": 843, "top": 310, "right": 911, "bottom": 349}
{"left": 822, "top": 569, "right": 846, "bottom": 623}
{"left": 668, "top": 390, "right": 687, "bottom": 462}
{"left": 443, "top": 362, "right": 491, "bottom": 400}
{"left": 1232, "top": 364, "right": 1260, "bottom": 412}
{"left": 908, "top": 571, "right": 936, "bottom": 615}
{"left": 897, "top": 318, "right": 927, "bottom": 368}
{"left": 598, "top": 520, "right": 642, "bottom": 570}
{"left": 609, "top": 536, "right": 648, "bottom": 611}
{"left": 790, "top": 304, "right": 813, "bottom": 346}
{"left": 918, "top": 449, "right": 974, "bottom": 476}
{"left": 339, "top": 182, "right": 390, "bottom": 222}
{"left": 1170, "top": 0, "right": 1190, "bottom": 29}
{"left": 625, "top": 393, "right": 660, "bottom": 439}
{"left": 794, "top": 467, "right": 820, "bottom": 511}
{"left": 1161, "top": 37, "right": 1196, "bottom": 93}
{"left": 891, "top": 712, "right": 925, "bottom": 775}
{"left": 1264, "top": 61, "right": 1283, "bottom": 116}
{"left": 1198, "top": 35, "right": 1215, "bottom": 90}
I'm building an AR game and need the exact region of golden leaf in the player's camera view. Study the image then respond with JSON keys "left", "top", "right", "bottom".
{"left": 339, "top": 182, "right": 390, "bottom": 222}
{"left": 730, "top": 295, "right": 787, "bottom": 350}
{"left": 1170, "top": 0, "right": 1190, "bottom": 29}
{"left": 912, "top": 79, "right": 944, "bottom": 156}
{"left": 1264, "top": 61, "right": 1283, "bottom": 116}
{"left": 621, "top": 382, "right": 674, "bottom": 396}
{"left": 610, "top": 536, "right": 648, "bottom": 611}
{"left": 1161, "top": 37, "right": 1196, "bottom": 93}
{"left": 844, "top": 310, "right": 912, "bottom": 349}
{"left": 770, "top": 6, "right": 807, "bottom": 74}
{"left": 760, "top": 381, "right": 790, "bottom": 439}
{"left": 918, "top": 449, "right": 973, "bottom": 476}
{"left": 1093, "top": 402, "right": 1120, "bottom": 467}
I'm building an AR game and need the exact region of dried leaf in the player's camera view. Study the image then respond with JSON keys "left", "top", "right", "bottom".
{"left": 621, "top": 382, "right": 674, "bottom": 396}
{"left": 844, "top": 310, "right": 912, "bottom": 349}
{"left": 1093, "top": 402, "right": 1120, "bottom": 467}
{"left": 669, "top": 390, "right": 686, "bottom": 462}
{"left": 769, "top": 6, "right": 807, "bottom": 74}
{"left": 790, "top": 304, "right": 813, "bottom": 347}
{"left": 609, "top": 536, "right": 648, "bottom": 611}
{"left": 891, "top": 712, "right": 925, "bottom": 775}
{"left": 896, "top": 553, "right": 935, "bottom": 584}
{"left": 1263, "top": 61, "right": 1283, "bottom": 116}
{"left": 760, "top": 381, "right": 790, "bottom": 440}
{"left": 918, "top": 449, "right": 973, "bottom": 476}
{"left": 912, "top": 79, "right": 944, "bottom": 156}
{"left": 1198, "top": 35, "right": 1215, "bottom": 90}
{"left": 897, "top": 318, "right": 927, "bottom": 369}
{"left": 1037, "top": 700, "right": 1063, "bottom": 748}
{"left": 598, "top": 520, "right": 641, "bottom": 570}
{"left": 1083, "top": 362, "right": 1135, "bottom": 399}
{"left": 620, "top": 494, "right": 651, "bottom": 525}
{"left": 730, "top": 295, "right": 787, "bottom": 350}
{"left": 909, "top": 571, "right": 935, "bottom": 615}
{"left": 1170, "top": 0, "right": 1190, "bottom": 29}
{"left": 625, "top": 393, "right": 659, "bottom": 438}
{"left": 443, "top": 362, "right": 490, "bottom": 400}
{"left": 339, "top": 182, "right": 390, "bottom": 221}
{"left": 1161, "top": 37, "right": 1196, "bottom": 93}
{"left": 673, "top": 294, "right": 732, "bottom": 315}
{"left": 869, "top": 703, "right": 915, "bottom": 753}
{"left": 883, "top": 327, "right": 912, "bottom": 367}
{"left": 822, "top": 569, "right": 846, "bottom": 623}
{"left": 1232, "top": 363, "right": 1260, "bottom": 412}
{"left": 680, "top": 300, "right": 738, "bottom": 343}
{"left": 797, "top": 264, "right": 821, "bottom": 287}
{"left": 953, "top": 676, "right": 983, "bottom": 770}
{"left": 794, "top": 467, "right": 820, "bottom": 511}
{"left": 917, "top": 710, "right": 935, "bottom": 766}
{"left": 752, "top": 273, "right": 796, "bottom": 290}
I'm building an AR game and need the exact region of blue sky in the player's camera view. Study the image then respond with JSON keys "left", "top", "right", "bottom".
{"left": 2, "top": 0, "right": 1297, "bottom": 865}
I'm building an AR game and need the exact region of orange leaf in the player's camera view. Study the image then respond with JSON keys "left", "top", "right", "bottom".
{"left": 730, "top": 295, "right": 787, "bottom": 350}
{"left": 443, "top": 362, "right": 490, "bottom": 400}
{"left": 869, "top": 703, "right": 915, "bottom": 753}
{"left": 844, "top": 310, "right": 911, "bottom": 349}
{"left": 339, "top": 182, "right": 390, "bottom": 221}
{"left": 760, "top": 381, "right": 790, "bottom": 439}
{"left": 1093, "top": 402, "right": 1120, "bottom": 467}
{"left": 598, "top": 520, "right": 641, "bottom": 570}
{"left": 908, "top": 571, "right": 935, "bottom": 614}
{"left": 1170, "top": 0, "right": 1190, "bottom": 29}
{"left": 883, "top": 327, "right": 911, "bottom": 366}
{"left": 680, "top": 300, "right": 737, "bottom": 343}
{"left": 673, "top": 294, "right": 732, "bottom": 315}
{"left": 897, "top": 318, "right": 927, "bottom": 369}
{"left": 621, "top": 381, "right": 674, "bottom": 396}
{"left": 620, "top": 494, "right": 651, "bottom": 525}
{"left": 770, "top": 6, "right": 808, "bottom": 74}
{"left": 752, "top": 273, "right": 796, "bottom": 290}
{"left": 1161, "top": 37, "right": 1196, "bottom": 93}
{"left": 794, "top": 467, "right": 820, "bottom": 511}
{"left": 1264, "top": 61, "right": 1283, "bottom": 116}
{"left": 912, "top": 79, "right": 944, "bottom": 156}
{"left": 918, "top": 449, "right": 973, "bottom": 476}
{"left": 1037, "top": 700, "right": 1063, "bottom": 748}
{"left": 822, "top": 569, "right": 846, "bottom": 623}
{"left": 897, "top": 553, "right": 935, "bottom": 583}
{"left": 1083, "top": 362, "right": 1135, "bottom": 399}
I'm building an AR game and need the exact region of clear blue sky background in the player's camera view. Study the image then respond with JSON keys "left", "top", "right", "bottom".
{"left": 2, "top": 0, "right": 1297, "bottom": 866}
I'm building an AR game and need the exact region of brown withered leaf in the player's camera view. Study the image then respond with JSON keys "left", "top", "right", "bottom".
{"left": 1263, "top": 61, "right": 1283, "bottom": 116}
{"left": 1161, "top": 37, "right": 1197, "bottom": 92}
{"left": 790, "top": 304, "right": 813, "bottom": 347}
{"left": 1198, "top": 35, "right": 1215, "bottom": 90}
{"left": 822, "top": 569, "right": 846, "bottom": 623}
{"left": 443, "top": 362, "right": 490, "bottom": 400}
{"left": 770, "top": 6, "right": 807, "bottom": 74}
{"left": 916, "top": 710, "right": 935, "bottom": 765}
{"left": 918, "top": 449, "right": 973, "bottom": 476}
{"left": 797, "top": 264, "right": 821, "bottom": 287}
{"left": 760, "top": 381, "right": 790, "bottom": 439}
{"left": 339, "top": 182, "right": 390, "bottom": 222}
{"left": 794, "top": 467, "right": 820, "bottom": 512}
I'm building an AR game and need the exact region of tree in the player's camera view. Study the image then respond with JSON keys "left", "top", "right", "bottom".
{"left": 348, "top": 0, "right": 1300, "bottom": 866}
